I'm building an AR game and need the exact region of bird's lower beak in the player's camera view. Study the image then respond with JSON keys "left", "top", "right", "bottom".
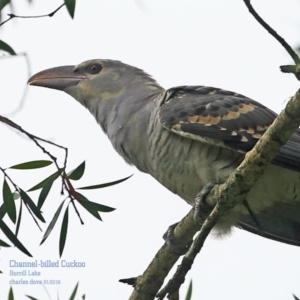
{"left": 28, "top": 66, "right": 88, "bottom": 91}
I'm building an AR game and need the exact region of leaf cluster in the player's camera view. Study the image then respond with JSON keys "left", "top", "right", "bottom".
{"left": 0, "top": 159, "right": 131, "bottom": 258}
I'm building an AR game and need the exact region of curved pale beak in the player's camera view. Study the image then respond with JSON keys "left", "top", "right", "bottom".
{"left": 28, "top": 66, "right": 88, "bottom": 91}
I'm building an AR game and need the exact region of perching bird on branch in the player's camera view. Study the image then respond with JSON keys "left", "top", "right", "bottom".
{"left": 28, "top": 59, "right": 300, "bottom": 246}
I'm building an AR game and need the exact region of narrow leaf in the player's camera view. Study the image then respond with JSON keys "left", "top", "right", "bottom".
{"left": 9, "top": 160, "right": 52, "bottom": 170}
{"left": 185, "top": 280, "right": 193, "bottom": 300}
{"left": 77, "top": 192, "right": 115, "bottom": 212}
{"left": 37, "top": 177, "right": 55, "bottom": 209}
{"left": 0, "top": 40, "right": 16, "bottom": 55}
{"left": 59, "top": 206, "right": 69, "bottom": 257}
{"left": 15, "top": 200, "right": 23, "bottom": 237}
{"left": 64, "top": 0, "right": 76, "bottom": 18}
{"left": 68, "top": 161, "right": 85, "bottom": 181}
{"left": 20, "top": 190, "right": 45, "bottom": 223}
{"left": 77, "top": 194, "right": 102, "bottom": 221}
{"left": 27, "top": 169, "right": 63, "bottom": 192}
{"left": 0, "top": 203, "right": 6, "bottom": 219}
{"left": 0, "top": 0, "right": 10, "bottom": 12}
{"left": 26, "top": 296, "right": 39, "bottom": 300}
{"left": 69, "top": 282, "right": 79, "bottom": 300}
{"left": 78, "top": 175, "right": 133, "bottom": 190}
{"left": 8, "top": 287, "right": 14, "bottom": 300}
{"left": 0, "top": 239, "right": 10, "bottom": 247}
{"left": 0, "top": 219, "right": 32, "bottom": 256}
{"left": 40, "top": 201, "right": 65, "bottom": 245}
{"left": 3, "top": 179, "right": 16, "bottom": 223}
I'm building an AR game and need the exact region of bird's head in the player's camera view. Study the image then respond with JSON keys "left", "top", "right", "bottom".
{"left": 28, "top": 59, "right": 162, "bottom": 107}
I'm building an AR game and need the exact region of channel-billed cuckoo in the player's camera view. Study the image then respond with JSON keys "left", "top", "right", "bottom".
{"left": 28, "top": 59, "right": 300, "bottom": 246}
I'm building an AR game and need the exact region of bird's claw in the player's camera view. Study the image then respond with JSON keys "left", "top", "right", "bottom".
{"left": 193, "top": 182, "right": 217, "bottom": 225}
{"left": 163, "top": 223, "right": 193, "bottom": 255}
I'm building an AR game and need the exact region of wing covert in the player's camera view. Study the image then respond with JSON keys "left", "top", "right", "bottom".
{"left": 159, "top": 86, "right": 300, "bottom": 172}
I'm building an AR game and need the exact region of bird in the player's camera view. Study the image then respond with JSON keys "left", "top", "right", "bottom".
{"left": 28, "top": 59, "right": 300, "bottom": 247}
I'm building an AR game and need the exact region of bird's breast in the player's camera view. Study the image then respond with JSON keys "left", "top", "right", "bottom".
{"left": 147, "top": 116, "right": 243, "bottom": 204}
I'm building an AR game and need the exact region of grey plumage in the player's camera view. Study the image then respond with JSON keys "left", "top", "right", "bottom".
{"left": 28, "top": 59, "right": 300, "bottom": 246}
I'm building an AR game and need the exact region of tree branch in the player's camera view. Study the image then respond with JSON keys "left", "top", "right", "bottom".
{"left": 242, "top": 0, "right": 300, "bottom": 80}
{"left": 0, "top": 3, "right": 65, "bottom": 27}
{"left": 242, "top": 0, "right": 300, "bottom": 64}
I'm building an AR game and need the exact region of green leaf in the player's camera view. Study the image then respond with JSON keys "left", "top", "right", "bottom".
{"left": 0, "top": 40, "right": 15, "bottom": 55}
{"left": 59, "top": 206, "right": 69, "bottom": 257}
{"left": 0, "top": 203, "right": 6, "bottom": 219}
{"left": 3, "top": 179, "right": 16, "bottom": 223}
{"left": 27, "top": 169, "right": 63, "bottom": 192}
{"left": 20, "top": 190, "right": 45, "bottom": 223}
{"left": 64, "top": 0, "right": 76, "bottom": 18}
{"left": 69, "top": 282, "right": 79, "bottom": 300}
{"left": 185, "top": 280, "right": 193, "bottom": 300}
{"left": 77, "top": 192, "right": 115, "bottom": 212}
{"left": 15, "top": 200, "right": 23, "bottom": 237}
{"left": 25, "top": 296, "right": 39, "bottom": 300}
{"left": 77, "top": 193, "right": 101, "bottom": 221}
{"left": 293, "top": 295, "right": 300, "bottom": 300}
{"left": 9, "top": 160, "right": 52, "bottom": 170}
{"left": 8, "top": 286, "right": 14, "bottom": 300}
{"left": 0, "top": 0, "right": 10, "bottom": 12}
{"left": 68, "top": 161, "right": 85, "bottom": 181}
{"left": 37, "top": 176, "right": 55, "bottom": 209}
{"left": 78, "top": 175, "right": 133, "bottom": 190}
{"left": 0, "top": 219, "right": 32, "bottom": 256}
{"left": 0, "top": 239, "right": 10, "bottom": 247}
{"left": 40, "top": 201, "right": 65, "bottom": 245}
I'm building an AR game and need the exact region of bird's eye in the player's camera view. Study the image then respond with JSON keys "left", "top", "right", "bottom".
{"left": 88, "top": 63, "right": 102, "bottom": 74}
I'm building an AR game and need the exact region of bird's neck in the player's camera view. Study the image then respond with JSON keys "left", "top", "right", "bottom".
{"left": 88, "top": 83, "right": 164, "bottom": 171}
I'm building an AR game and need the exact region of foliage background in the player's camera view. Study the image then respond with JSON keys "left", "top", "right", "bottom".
{"left": 1, "top": 0, "right": 300, "bottom": 299}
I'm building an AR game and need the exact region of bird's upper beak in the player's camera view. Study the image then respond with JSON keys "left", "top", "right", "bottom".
{"left": 27, "top": 66, "right": 88, "bottom": 91}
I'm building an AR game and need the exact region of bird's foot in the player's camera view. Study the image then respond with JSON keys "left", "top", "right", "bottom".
{"left": 193, "top": 182, "right": 217, "bottom": 225}
{"left": 163, "top": 223, "right": 193, "bottom": 255}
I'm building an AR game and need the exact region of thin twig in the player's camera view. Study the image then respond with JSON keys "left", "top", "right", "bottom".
{"left": 280, "top": 64, "right": 300, "bottom": 81}
{"left": 0, "top": 115, "right": 66, "bottom": 150}
{"left": 0, "top": 3, "right": 65, "bottom": 27}
{"left": 0, "top": 115, "right": 84, "bottom": 224}
{"left": 0, "top": 166, "right": 19, "bottom": 192}
{"left": 64, "top": 173, "right": 84, "bottom": 225}
{"left": 243, "top": 0, "right": 300, "bottom": 64}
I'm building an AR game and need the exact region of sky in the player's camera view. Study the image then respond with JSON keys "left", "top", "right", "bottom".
{"left": 1, "top": 0, "right": 300, "bottom": 299}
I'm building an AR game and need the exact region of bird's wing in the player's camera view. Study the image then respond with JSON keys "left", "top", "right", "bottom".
{"left": 159, "top": 85, "right": 300, "bottom": 172}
